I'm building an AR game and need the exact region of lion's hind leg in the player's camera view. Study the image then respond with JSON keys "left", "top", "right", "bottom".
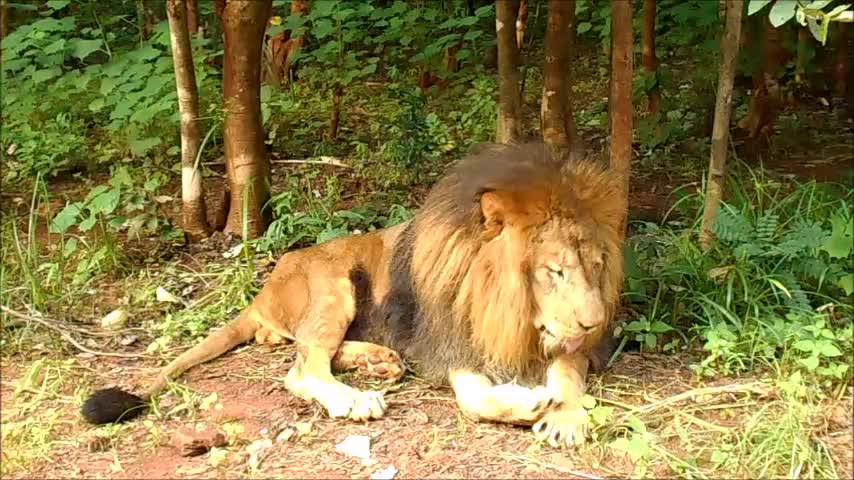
{"left": 448, "top": 369, "right": 561, "bottom": 426}
{"left": 332, "top": 341, "right": 405, "bottom": 382}
{"left": 283, "top": 283, "right": 388, "bottom": 421}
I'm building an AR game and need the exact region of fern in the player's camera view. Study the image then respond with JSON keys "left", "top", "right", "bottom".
{"left": 776, "top": 220, "right": 826, "bottom": 259}
{"left": 713, "top": 206, "right": 753, "bottom": 244}
{"left": 755, "top": 212, "right": 779, "bottom": 243}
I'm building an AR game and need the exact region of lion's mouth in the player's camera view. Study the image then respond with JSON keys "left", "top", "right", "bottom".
{"left": 538, "top": 325, "right": 585, "bottom": 355}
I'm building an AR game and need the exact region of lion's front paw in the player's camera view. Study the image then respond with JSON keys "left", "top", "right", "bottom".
{"left": 488, "top": 384, "right": 563, "bottom": 424}
{"left": 322, "top": 387, "right": 387, "bottom": 422}
{"left": 532, "top": 407, "right": 589, "bottom": 448}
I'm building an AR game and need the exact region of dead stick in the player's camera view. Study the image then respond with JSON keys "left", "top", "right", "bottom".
{"left": 1, "top": 306, "right": 151, "bottom": 359}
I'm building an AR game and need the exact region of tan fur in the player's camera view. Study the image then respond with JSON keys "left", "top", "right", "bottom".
{"left": 93, "top": 143, "right": 624, "bottom": 448}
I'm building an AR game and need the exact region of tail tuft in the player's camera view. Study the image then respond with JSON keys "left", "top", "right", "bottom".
{"left": 81, "top": 387, "right": 147, "bottom": 424}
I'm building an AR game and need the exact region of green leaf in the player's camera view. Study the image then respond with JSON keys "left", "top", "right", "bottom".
{"left": 313, "top": 19, "right": 334, "bottom": 39}
{"left": 46, "top": 0, "right": 70, "bottom": 10}
{"left": 88, "top": 98, "right": 105, "bottom": 112}
{"left": 798, "top": 355, "right": 820, "bottom": 371}
{"left": 88, "top": 188, "right": 121, "bottom": 215}
{"left": 769, "top": 0, "right": 798, "bottom": 26}
{"left": 32, "top": 67, "right": 61, "bottom": 83}
{"left": 821, "top": 214, "right": 853, "bottom": 259}
{"left": 838, "top": 274, "right": 854, "bottom": 295}
{"left": 69, "top": 39, "right": 103, "bottom": 60}
{"left": 78, "top": 215, "right": 97, "bottom": 232}
{"left": 129, "top": 137, "right": 162, "bottom": 157}
{"left": 748, "top": 0, "right": 773, "bottom": 15}
{"left": 644, "top": 333, "right": 657, "bottom": 349}
{"left": 819, "top": 343, "right": 841, "bottom": 357}
{"left": 650, "top": 321, "right": 673, "bottom": 333}
{"left": 62, "top": 237, "right": 78, "bottom": 257}
{"left": 43, "top": 38, "right": 66, "bottom": 54}
{"left": 50, "top": 203, "right": 82, "bottom": 234}
{"left": 577, "top": 22, "right": 592, "bottom": 34}
{"left": 793, "top": 339, "right": 815, "bottom": 352}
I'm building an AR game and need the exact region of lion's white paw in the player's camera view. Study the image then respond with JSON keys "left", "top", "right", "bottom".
{"left": 491, "top": 383, "right": 563, "bottom": 423}
{"left": 532, "top": 407, "right": 589, "bottom": 448}
{"left": 322, "top": 387, "right": 387, "bottom": 421}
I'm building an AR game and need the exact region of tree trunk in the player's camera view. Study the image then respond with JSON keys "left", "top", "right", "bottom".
{"left": 266, "top": 0, "right": 309, "bottom": 87}
{"left": 699, "top": 0, "right": 744, "bottom": 251}
{"left": 833, "top": 22, "right": 850, "bottom": 98}
{"left": 541, "top": 0, "right": 579, "bottom": 155}
{"left": 1, "top": 0, "right": 9, "bottom": 40}
{"left": 329, "top": 85, "right": 343, "bottom": 139}
{"left": 222, "top": 0, "right": 273, "bottom": 239}
{"left": 609, "top": 0, "right": 633, "bottom": 236}
{"left": 496, "top": 0, "right": 522, "bottom": 144}
{"left": 137, "top": 0, "right": 147, "bottom": 43}
{"left": 516, "top": 0, "right": 528, "bottom": 50}
{"left": 186, "top": 0, "right": 200, "bottom": 37}
{"left": 282, "top": 0, "right": 309, "bottom": 85}
{"left": 167, "top": 0, "right": 210, "bottom": 241}
{"left": 795, "top": 26, "right": 812, "bottom": 85}
{"left": 642, "top": 0, "right": 660, "bottom": 118}
{"left": 739, "top": 14, "right": 783, "bottom": 157}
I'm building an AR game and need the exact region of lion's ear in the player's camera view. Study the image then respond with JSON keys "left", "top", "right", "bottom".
{"left": 480, "top": 190, "right": 545, "bottom": 240}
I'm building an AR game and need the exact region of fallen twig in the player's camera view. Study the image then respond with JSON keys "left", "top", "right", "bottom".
{"left": 1, "top": 306, "right": 151, "bottom": 359}
{"left": 501, "top": 453, "right": 603, "bottom": 480}
{"left": 202, "top": 156, "right": 351, "bottom": 168}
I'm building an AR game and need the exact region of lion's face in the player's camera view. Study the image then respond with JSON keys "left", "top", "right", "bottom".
{"left": 528, "top": 220, "right": 607, "bottom": 356}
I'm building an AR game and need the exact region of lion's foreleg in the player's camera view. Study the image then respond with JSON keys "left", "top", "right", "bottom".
{"left": 448, "top": 369, "right": 560, "bottom": 426}
{"left": 532, "top": 352, "right": 590, "bottom": 448}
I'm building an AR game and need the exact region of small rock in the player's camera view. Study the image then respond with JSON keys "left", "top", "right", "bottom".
{"left": 294, "top": 421, "right": 312, "bottom": 437}
{"left": 172, "top": 425, "right": 227, "bottom": 457}
{"left": 335, "top": 434, "right": 371, "bottom": 462}
{"left": 156, "top": 287, "right": 182, "bottom": 304}
{"left": 119, "top": 335, "right": 138, "bottom": 346}
{"left": 276, "top": 427, "right": 295, "bottom": 443}
{"left": 100, "top": 309, "right": 128, "bottom": 330}
{"left": 370, "top": 465, "right": 398, "bottom": 480}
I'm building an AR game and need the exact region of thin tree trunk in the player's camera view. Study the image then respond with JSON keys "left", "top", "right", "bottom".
{"left": 541, "top": 0, "right": 579, "bottom": 154}
{"left": 699, "top": 0, "right": 743, "bottom": 251}
{"left": 833, "top": 22, "right": 850, "bottom": 98}
{"left": 609, "top": 0, "right": 633, "bottom": 236}
{"left": 739, "top": 14, "right": 783, "bottom": 157}
{"left": 222, "top": 0, "right": 273, "bottom": 239}
{"left": 186, "top": 0, "right": 200, "bottom": 37}
{"left": 329, "top": 85, "right": 343, "bottom": 139}
{"left": 137, "top": 0, "right": 147, "bottom": 43}
{"left": 167, "top": 0, "right": 210, "bottom": 241}
{"left": 516, "top": 0, "right": 527, "bottom": 50}
{"left": 642, "top": 0, "right": 660, "bottom": 118}
{"left": 1, "top": 0, "right": 9, "bottom": 40}
{"left": 796, "top": 26, "right": 812, "bottom": 85}
{"left": 282, "top": 0, "right": 309, "bottom": 84}
{"left": 496, "top": 0, "right": 522, "bottom": 144}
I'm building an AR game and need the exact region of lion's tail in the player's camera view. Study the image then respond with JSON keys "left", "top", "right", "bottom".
{"left": 80, "top": 309, "right": 258, "bottom": 425}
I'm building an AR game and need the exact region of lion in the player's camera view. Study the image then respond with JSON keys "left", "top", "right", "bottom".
{"left": 81, "top": 142, "right": 625, "bottom": 449}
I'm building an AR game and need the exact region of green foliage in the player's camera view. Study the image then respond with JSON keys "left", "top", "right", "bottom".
{"left": 747, "top": 0, "right": 853, "bottom": 44}
{"left": 623, "top": 168, "right": 853, "bottom": 383}
{"left": 49, "top": 165, "right": 179, "bottom": 240}
{"left": 256, "top": 174, "right": 413, "bottom": 254}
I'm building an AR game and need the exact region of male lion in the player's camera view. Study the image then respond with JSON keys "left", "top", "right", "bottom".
{"left": 82, "top": 142, "right": 625, "bottom": 449}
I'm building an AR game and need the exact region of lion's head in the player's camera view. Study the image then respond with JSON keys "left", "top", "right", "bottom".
{"left": 407, "top": 142, "right": 625, "bottom": 379}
